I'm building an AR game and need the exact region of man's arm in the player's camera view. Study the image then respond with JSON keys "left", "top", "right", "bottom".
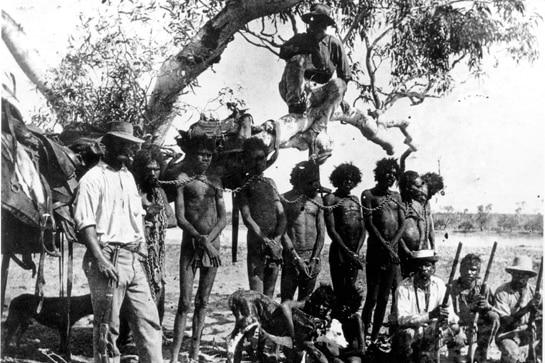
{"left": 174, "top": 181, "right": 202, "bottom": 239}
{"left": 79, "top": 226, "right": 118, "bottom": 281}
{"left": 238, "top": 191, "right": 267, "bottom": 241}
{"left": 279, "top": 34, "right": 310, "bottom": 60}
{"left": 204, "top": 187, "right": 227, "bottom": 245}
{"left": 331, "top": 37, "right": 351, "bottom": 83}
{"left": 270, "top": 179, "right": 287, "bottom": 244}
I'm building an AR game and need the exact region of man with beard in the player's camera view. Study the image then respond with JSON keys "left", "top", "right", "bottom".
{"left": 74, "top": 121, "right": 163, "bottom": 362}
{"left": 324, "top": 163, "right": 365, "bottom": 294}
{"left": 449, "top": 254, "right": 500, "bottom": 363}
{"left": 132, "top": 146, "right": 175, "bottom": 323}
{"left": 493, "top": 255, "right": 542, "bottom": 363}
{"left": 170, "top": 136, "right": 227, "bottom": 363}
{"left": 281, "top": 161, "right": 325, "bottom": 302}
{"left": 237, "top": 138, "right": 286, "bottom": 297}
{"left": 392, "top": 250, "right": 459, "bottom": 363}
{"left": 361, "top": 158, "right": 405, "bottom": 342}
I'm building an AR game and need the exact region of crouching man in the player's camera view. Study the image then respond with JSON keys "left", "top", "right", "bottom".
{"left": 392, "top": 250, "right": 459, "bottom": 363}
{"left": 449, "top": 254, "right": 500, "bottom": 363}
{"left": 493, "top": 255, "right": 542, "bottom": 363}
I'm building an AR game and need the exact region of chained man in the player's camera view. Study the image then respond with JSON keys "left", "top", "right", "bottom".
{"left": 281, "top": 161, "right": 325, "bottom": 302}
{"left": 74, "top": 121, "right": 163, "bottom": 362}
{"left": 324, "top": 163, "right": 365, "bottom": 294}
{"left": 170, "top": 135, "right": 227, "bottom": 362}
{"left": 361, "top": 158, "right": 405, "bottom": 342}
{"left": 237, "top": 138, "right": 286, "bottom": 297}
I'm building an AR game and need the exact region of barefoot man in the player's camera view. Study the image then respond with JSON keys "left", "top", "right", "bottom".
{"left": 361, "top": 158, "right": 405, "bottom": 342}
{"left": 237, "top": 138, "right": 286, "bottom": 297}
{"left": 281, "top": 161, "right": 325, "bottom": 302}
{"left": 324, "top": 163, "right": 365, "bottom": 293}
{"left": 170, "top": 136, "right": 227, "bottom": 362}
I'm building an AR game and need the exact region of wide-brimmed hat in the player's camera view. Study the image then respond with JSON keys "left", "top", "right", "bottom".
{"left": 104, "top": 121, "right": 144, "bottom": 144}
{"left": 505, "top": 255, "right": 537, "bottom": 277}
{"left": 410, "top": 249, "right": 439, "bottom": 263}
{"left": 302, "top": 4, "right": 336, "bottom": 26}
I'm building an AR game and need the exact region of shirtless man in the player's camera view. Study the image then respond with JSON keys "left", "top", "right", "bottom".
{"left": 324, "top": 163, "right": 365, "bottom": 294}
{"left": 170, "top": 136, "right": 227, "bottom": 362}
{"left": 361, "top": 158, "right": 405, "bottom": 342}
{"left": 398, "top": 170, "right": 425, "bottom": 278}
{"left": 419, "top": 172, "right": 444, "bottom": 251}
{"left": 281, "top": 161, "right": 325, "bottom": 302}
{"left": 237, "top": 138, "right": 286, "bottom": 297}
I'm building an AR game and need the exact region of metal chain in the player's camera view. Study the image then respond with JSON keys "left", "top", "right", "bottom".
{"left": 158, "top": 173, "right": 264, "bottom": 195}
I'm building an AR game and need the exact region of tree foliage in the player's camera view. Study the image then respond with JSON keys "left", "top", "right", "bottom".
{"left": 5, "top": 0, "right": 540, "bottom": 142}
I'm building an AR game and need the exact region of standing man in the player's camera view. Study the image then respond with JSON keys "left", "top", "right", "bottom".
{"left": 393, "top": 250, "right": 459, "bottom": 363}
{"left": 170, "top": 135, "right": 227, "bottom": 363}
{"left": 361, "top": 158, "right": 405, "bottom": 342}
{"left": 493, "top": 255, "right": 542, "bottom": 363}
{"left": 74, "top": 121, "right": 163, "bottom": 363}
{"left": 237, "top": 138, "right": 286, "bottom": 297}
{"left": 132, "top": 145, "right": 176, "bottom": 323}
{"left": 278, "top": 3, "right": 351, "bottom": 154}
{"left": 324, "top": 163, "right": 365, "bottom": 294}
{"left": 449, "top": 254, "right": 500, "bottom": 363}
{"left": 281, "top": 160, "right": 325, "bottom": 302}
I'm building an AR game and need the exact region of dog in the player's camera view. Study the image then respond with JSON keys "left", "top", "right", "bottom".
{"left": 226, "top": 288, "right": 347, "bottom": 363}
{"left": 3, "top": 293, "right": 93, "bottom": 353}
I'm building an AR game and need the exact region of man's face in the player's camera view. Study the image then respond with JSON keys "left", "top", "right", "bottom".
{"left": 510, "top": 271, "right": 532, "bottom": 290}
{"left": 107, "top": 137, "right": 139, "bottom": 168}
{"left": 193, "top": 148, "right": 213, "bottom": 174}
{"left": 410, "top": 177, "right": 424, "bottom": 200}
{"left": 419, "top": 183, "right": 429, "bottom": 203}
{"left": 302, "top": 175, "right": 321, "bottom": 198}
{"left": 378, "top": 167, "right": 398, "bottom": 188}
{"left": 415, "top": 261, "right": 435, "bottom": 284}
{"left": 460, "top": 262, "right": 480, "bottom": 286}
{"left": 246, "top": 149, "right": 267, "bottom": 175}
{"left": 339, "top": 178, "right": 355, "bottom": 194}
{"left": 143, "top": 160, "right": 160, "bottom": 187}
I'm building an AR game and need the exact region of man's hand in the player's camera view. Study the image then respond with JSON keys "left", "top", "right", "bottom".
{"left": 348, "top": 251, "right": 364, "bottom": 269}
{"left": 528, "top": 294, "right": 542, "bottom": 312}
{"left": 387, "top": 248, "right": 400, "bottom": 264}
{"left": 200, "top": 236, "right": 221, "bottom": 267}
{"left": 475, "top": 295, "right": 492, "bottom": 311}
{"left": 308, "top": 258, "right": 321, "bottom": 278}
{"left": 96, "top": 255, "right": 119, "bottom": 282}
{"left": 294, "top": 258, "right": 311, "bottom": 278}
{"left": 429, "top": 306, "right": 449, "bottom": 320}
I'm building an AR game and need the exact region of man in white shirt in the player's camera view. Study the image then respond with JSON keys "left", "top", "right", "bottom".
{"left": 392, "top": 249, "right": 459, "bottom": 363}
{"left": 74, "top": 122, "right": 163, "bottom": 363}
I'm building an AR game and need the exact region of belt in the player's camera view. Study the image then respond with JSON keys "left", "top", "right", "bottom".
{"left": 101, "top": 241, "right": 146, "bottom": 256}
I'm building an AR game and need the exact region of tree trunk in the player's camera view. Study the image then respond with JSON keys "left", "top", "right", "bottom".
{"left": 148, "top": 0, "right": 302, "bottom": 145}
{"left": 1, "top": 10, "right": 57, "bottom": 112}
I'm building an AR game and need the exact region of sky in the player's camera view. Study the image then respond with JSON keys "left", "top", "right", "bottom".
{"left": 2, "top": 0, "right": 545, "bottom": 214}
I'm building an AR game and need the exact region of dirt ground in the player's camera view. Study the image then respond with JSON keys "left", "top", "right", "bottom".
{"left": 1, "top": 227, "right": 542, "bottom": 362}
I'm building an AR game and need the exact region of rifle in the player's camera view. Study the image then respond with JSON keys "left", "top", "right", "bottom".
{"left": 467, "top": 241, "right": 497, "bottom": 363}
{"left": 98, "top": 246, "right": 120, "bottom": 363}
{"left": 527, "top": 256, "right": 543, "bottom": 363}
{"left": 435, "top": 242, "right": 463, "bottom": 363}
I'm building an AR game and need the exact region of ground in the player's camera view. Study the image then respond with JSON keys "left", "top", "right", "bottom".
{"left": 1, "top": 227, "right": 542, "bottom": 362}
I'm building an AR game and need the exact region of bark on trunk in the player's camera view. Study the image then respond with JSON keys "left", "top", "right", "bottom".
{"left": 148, "top": 0, "right": 302, "bottom": 145}
{"left": 2, "top": 10, "right": 57, "bottom": 112}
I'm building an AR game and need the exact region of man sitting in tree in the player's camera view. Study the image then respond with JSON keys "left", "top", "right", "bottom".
{"left": 361, "top": 158, "right": 405, "bottom": 342}
{"left": 237, "top": 138, "right": 286, "bottom": 297}
{"left": 281, "top": 160, "right": 325, "bottom": 302}
{"left": 324, "top": 163, "right": 365, "bottom": 294}
{"left": 170, "top": 135, "right": 227, "bottom": 363}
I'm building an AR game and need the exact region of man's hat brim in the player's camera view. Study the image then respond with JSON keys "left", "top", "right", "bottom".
{"left": 104, "top": 131, "right": 145, "bottom": 144}
{"left": 411, "top": 256, "right": 440, "bottom": 263}
{"left": 301, "top": 13, "right": 336, "bottom": 26}
{"left": 505, "top": 267, "right": 537, "bottom": 277}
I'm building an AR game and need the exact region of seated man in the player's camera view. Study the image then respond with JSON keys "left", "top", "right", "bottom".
{"left": 392, "top": 250, "right": 459, "bottom": 363}
{"left": 493, "top": 255, "right": 542, "bottom": 363}
{"left": 450, "top": 254, "right": 500, "bottom": 363}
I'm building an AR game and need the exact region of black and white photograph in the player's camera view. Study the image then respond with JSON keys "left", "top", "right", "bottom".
{"left": 1, "top": 0, "right": 543, "bottom": 362}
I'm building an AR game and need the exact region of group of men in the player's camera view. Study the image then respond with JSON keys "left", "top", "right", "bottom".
{"left": 70, "top": 3, "right": 542, "bottom": 363}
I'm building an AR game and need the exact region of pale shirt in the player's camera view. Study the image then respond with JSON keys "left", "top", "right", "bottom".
{"left": 396, "top": 275, "right": 459, "bottom": 327}
{"left": 493, "top": 282, "right": 536, "bottom": 325}
{"left": 73, "top": 161, "right": 145, "bottom": 244}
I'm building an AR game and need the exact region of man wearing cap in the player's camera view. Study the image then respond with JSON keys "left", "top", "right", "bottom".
{"left": 493, "top": 255, "right": 542, "bottom": 363}
{"left": 278, "top": 3, "right": 351, "bottom": 155}
{"left": 74, "top": 122, "right": 163, "bottom": 362}
{"left": 392, "top": 250, "right": 459, "bottom": 363}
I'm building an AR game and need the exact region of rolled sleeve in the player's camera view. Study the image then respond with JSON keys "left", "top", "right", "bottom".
{"left": 73, "top": 177, "right": 99, "bottom": 232}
